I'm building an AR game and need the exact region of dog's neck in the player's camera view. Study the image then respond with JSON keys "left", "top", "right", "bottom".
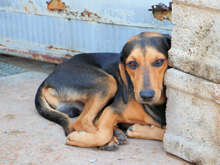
{"left": 142, "top": 102, "right": 166, "bottom": 126}
{"left": 142, "top": 91, "right": 167, "bottom": 126}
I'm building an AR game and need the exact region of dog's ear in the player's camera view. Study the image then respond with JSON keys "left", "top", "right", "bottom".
{"left": 119, "top": 41, "right": 134, "bottom": 104}
{"left": 162, "top": 34, "right": 171, "bottom": 51}
{"left": 119, "top": 63, "right": 129, "bottom": 104}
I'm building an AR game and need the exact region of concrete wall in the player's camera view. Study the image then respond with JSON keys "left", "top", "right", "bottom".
{"left": 164, "top": 0, "right": 220, "bottom": 164}
{"left": 169, "top": 0, "right": 220, "bottom": 83}
{"left": 164, "top": 69, "right": 220, "bottom": 165}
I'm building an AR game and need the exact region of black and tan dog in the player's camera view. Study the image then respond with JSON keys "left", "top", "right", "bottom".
{"left": 35, "top": 32, "right": 171, "bottom": 150}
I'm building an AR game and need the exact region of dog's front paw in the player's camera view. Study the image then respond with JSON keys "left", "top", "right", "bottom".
{"left": 97, "top": 136, "right": 119, "bottom": 151}
{"left": 97, "top": 129, "right": 128, "bottom": 151}
{"left": 113, "top": 128, "right": 128, "bottom": 145}
{"left": 126, "top": 124, "right": 154, "bottom": 138}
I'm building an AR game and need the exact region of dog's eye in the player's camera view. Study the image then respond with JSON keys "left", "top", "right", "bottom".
{"left": 152, "top": 59, "right": 165, "bottom": 67}
{"left": 127, "top": 60, "right": 138, "bottom": 69}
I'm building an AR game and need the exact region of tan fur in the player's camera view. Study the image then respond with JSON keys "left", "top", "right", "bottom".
{"left": 126, "top": 124, "right": 165, "bottom": 141}
{"left": 127, "top": 32, "right": 164, "bottom": 42}
{"left": 125, "top": 47, "right": 168, "bottom": 104}
{"left": 42, "top": 87, "right": 59, "bottom": 108}
{"left": 120, "top": 99, "right": 161, "bottom": 127}
{"left": 67, "top": 107, "right": 119, "bottom": 147}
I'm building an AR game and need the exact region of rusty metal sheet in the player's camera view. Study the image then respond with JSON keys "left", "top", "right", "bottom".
{"left": 0, "top": 0, "right": 172, "bottom": 63}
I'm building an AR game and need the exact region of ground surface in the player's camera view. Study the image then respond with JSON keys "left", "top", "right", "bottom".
{"left": 0, "top": 55, "right": 191, "bottom": 165}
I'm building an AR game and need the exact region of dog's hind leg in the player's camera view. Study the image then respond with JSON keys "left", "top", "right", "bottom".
{"left": 66, "top": 107, "right": 119, "bottom": 147}
{"left": 71, "top": 75, "right": 117, "bottom": 133}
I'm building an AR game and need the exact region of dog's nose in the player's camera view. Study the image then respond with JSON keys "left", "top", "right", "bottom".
{"left": 139, "top": 90, "right": 155, "bottom": 101}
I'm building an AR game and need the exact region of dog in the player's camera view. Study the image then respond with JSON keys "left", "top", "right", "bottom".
{"left": 35, "top": 32, "right": 171, "bottom": 150}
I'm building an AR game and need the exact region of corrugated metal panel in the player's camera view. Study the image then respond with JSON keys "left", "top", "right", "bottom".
{"left": 0, "top": 0, "right": 173, "bottom": 63}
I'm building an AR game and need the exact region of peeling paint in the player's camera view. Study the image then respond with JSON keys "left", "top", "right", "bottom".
{"left": 47, "top": 0, "right": 66, "bottom": 11}
{"left": 0, "top": 46, "right": 66, "bottom": 64}
{"left": 24, "top": 0, "right": 38, "bottom": 15}
{"left": 31, "top": 53, "right": 64, "bottom": 64}
{"left": 64, "top": 8, "right": 106, "bottom": 24}
{"left": 46, "top": 45, "right": 80, "bottom": 53}
{"left": 149, "top": 2, "right": 172, "bottom": 21}
{"left": 64, "top": 54, "right": 72, "bottom": 58}
{"left": 8, "top": 130, "right": 26, "bottom": 135}
{"left": 80, "top": 9, "right": 101, "bottom": 19}
{"left": 0, "top": 44, "right": 7, "bottom": 47}
{"left": 0, "top": 1, "right": 173, "bottom": 29}
{"left": 0, "top": 0, "right": 172, "bottom": 63}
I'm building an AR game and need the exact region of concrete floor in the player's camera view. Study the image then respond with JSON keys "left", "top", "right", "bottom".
{"left": 0, "top": 55, "right": 191, "bottom": 165}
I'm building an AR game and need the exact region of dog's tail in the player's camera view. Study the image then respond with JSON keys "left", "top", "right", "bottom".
{"left": 35, "top": 82, "right": 72, "bottom": 136}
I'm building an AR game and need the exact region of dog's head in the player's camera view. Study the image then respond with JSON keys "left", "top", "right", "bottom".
{"left": 119, "top": 32, "right": 171, "bottom": 105}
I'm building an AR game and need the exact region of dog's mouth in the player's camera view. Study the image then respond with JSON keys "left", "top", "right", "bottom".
{"left": 135, "top": 96, "right": 155, "bottom": 104}
{"left": 135, "top": 89, "right": 161, "bottom": 105}
{"left": 137, "top": 99, "right": 154, "bottom": 105}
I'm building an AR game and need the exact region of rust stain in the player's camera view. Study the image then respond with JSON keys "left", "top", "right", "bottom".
{"left": 40, "top": 146, "right": 54, "bottom": 153}
{"left": 148, "top": 2, "right": 172, "bottom": 21}
{"left": 47, "top": 0, "right": 66, "bottom": 11}
{"left": 0, "top": 47, "right": 65, "bottom": 64}
{"left": 64, "top": 54, "right": 72, "bottom": 58}
{"left": 47, "top": 45, "right": 54, "bottom": 49}
{"left": 24, "top": 6, "right": 30, "bottom": 14}
{"left": 80, "top": 9, "right": 101, "bottom": 19}
{"left": 46, "top": 45, "right": 79, "bottom": 53}
{"left": 64, "top": 9, "right": 103, "bottom": 24}
{"left": 31, "top": 53, "right": 64, "bottom": 64}
{"left": 0, "top": 43, "right": 7, "bottom": 47}
{"left": 4, "top": 114, "right": 16, "bottom": 120}
{"left": 8, "top": 130, "right": 26, "bottom": 135}
{"left": 24, "top": 0, "right": 38, "bottom": 15}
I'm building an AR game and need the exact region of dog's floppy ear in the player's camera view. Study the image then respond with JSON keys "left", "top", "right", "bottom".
{"left": 119, "top": 40, "right": 135, "bottom": 104}
{"left": 119, "top": 63, "right": 129, "bottom": 104}
{"left": 162, "top": 34, "right": 171, "bottom": 51}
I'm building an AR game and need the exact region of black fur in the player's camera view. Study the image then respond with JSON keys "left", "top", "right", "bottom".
{"left": 143, "top": 103, "right": 166, "bottom": 126}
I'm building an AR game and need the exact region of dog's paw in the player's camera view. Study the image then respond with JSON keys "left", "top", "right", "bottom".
{"left": 97, "top": 129, "right": 127, "bottom": 151}
{"left": 97, "top": 137, "right": 119, "bottom": 151}
{"left": 126, "top": 124, "right": 150, "bottom": 138}
{"left": 113, "top": 128, "right": 128, "bottom": 145}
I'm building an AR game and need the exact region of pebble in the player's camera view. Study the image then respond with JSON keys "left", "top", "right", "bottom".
{"left": 89, "top": 158, "right": 97, "bottom": 163}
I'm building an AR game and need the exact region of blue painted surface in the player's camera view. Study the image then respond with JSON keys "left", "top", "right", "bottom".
{"left": 0, "top": 0, "right": 173, "bottom": 60}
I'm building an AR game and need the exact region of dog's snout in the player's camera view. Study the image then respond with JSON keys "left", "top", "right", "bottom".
{"left": 139, "top": 90, "right": 155, "bottom": 101}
